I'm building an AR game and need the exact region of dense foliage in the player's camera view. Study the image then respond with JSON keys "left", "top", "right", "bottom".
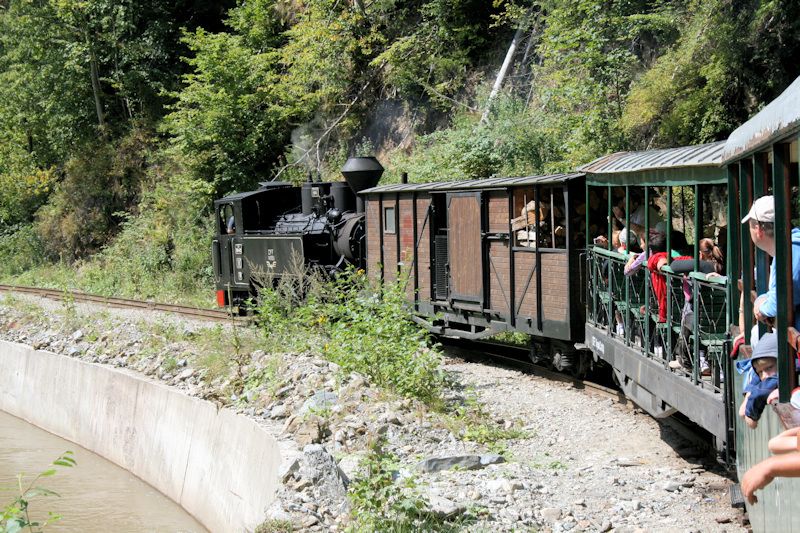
{"left": 0, "top": 0, "right": 798, "bottom": 297}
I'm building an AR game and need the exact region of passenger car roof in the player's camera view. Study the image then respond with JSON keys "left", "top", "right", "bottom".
{"left": 580, "top": 141, "right": 727, "bottom": 186}
{"left": 360, "top": 173, "right": 584, "bottom": 195}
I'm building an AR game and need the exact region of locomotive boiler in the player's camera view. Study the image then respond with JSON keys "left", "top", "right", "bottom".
{"left": 212, "top": 157, "right": 384, "bottom": 309}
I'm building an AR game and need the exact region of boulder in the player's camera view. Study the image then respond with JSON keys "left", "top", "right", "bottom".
{"left": 425, "top": 495, "right": 466, "bottom": 519}
{"left": 418, "top": 455, "right": 481, "bottom": 473}
{"left": 294, "top": 415, "right": 327, "bottom": 447}
{"left": 298, "top": 445, "right": 350, "bottom": 515}
{"left": 300, "top": 391, "right": 339, "bottom": 415}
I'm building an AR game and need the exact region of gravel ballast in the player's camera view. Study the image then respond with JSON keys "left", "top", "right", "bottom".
{"left": 0, "top": 293, "right": 746, "bottom": 532}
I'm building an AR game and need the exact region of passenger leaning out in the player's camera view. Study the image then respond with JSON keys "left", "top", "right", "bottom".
{"left": 741, "top": 195, "right": 800, "bottom": 332}
{"left": 667, "top": 239, "right": 725, "bottom": 373}
{"left": 737, "top": 332, "right": 779, "bottom": 430}
{"left": 645, "top": 231, "right": 669, "bottom": 323}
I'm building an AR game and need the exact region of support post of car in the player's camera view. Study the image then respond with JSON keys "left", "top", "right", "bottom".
{"left": 412, "top": 191, "right": 419, "bottom": 312}
{"left": 378, "top": 196, "right": 384, "bottom": 282}
{"left": 509, "top": 190, "right": 516, "bottom": 328}
{"left": 739, "top": 160, "right": 754, "bottom": 343}
{"left": 481, "top": 192, "right": 490, "bottom": 311}
{"left": 606, "top": 186, "right": 613, "bottom": 328}
{"left": 644, "top": 187, "right": 651, "bottom": 357}
{"left": 727, "top": 165, "right": 740, "bottom": 334}
{"left": 692, "top": 184, "right": 701, "bottom": 385}
{"left": 625, "top": 187, "right": 631, "bottom": 346}
{"left": 725, "top": 163, "right": 740, "bottom": 463}
{"left": 535, "top": 186, "right": 543, "bottom": 333}
{"left": 753, "top": 153, "right": 770, "bottom": 340}
{"left": 773, "top": 142, "right": 795, "bottom": 402}
{"left": 666, "top": 187, "right": 673, "bottom": 360}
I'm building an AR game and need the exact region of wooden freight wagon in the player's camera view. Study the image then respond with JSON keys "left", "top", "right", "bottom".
{"left": 361, "top": 174, "right": 589, "bottom": 373}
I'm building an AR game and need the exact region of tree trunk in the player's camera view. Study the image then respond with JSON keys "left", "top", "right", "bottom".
{"left": 481, "top": 26, "right": 524, "bottom": 124}
{"left": 86, "top": 33, "right": 106, "bottom": 132}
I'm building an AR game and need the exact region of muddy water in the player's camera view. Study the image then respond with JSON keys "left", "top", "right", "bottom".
{"left": 0, "top": 410, "right": 207, "bottom": 532}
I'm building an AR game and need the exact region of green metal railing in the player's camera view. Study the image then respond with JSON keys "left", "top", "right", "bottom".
{"left": 587, "top": 249, "right": 730, "bottom": 388}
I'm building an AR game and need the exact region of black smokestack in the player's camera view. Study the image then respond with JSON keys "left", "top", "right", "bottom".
{"left": 341, "top": 156, "right": 384, "bottom": 213}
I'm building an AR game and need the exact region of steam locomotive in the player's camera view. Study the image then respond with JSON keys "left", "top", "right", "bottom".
{"left": 211, "top": 157, "right": 385, "bottom": 309}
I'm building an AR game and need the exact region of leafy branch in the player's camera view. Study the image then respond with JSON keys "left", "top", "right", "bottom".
{"left": 1, "top": 451, "right": 76, "bottom": 533}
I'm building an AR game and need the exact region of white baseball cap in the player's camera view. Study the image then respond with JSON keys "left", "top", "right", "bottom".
{"left": 619, "top": 228, "right": 637, "bottom": 246}
{"left": 741, "top": 195, "right": 775, "bottom": 224}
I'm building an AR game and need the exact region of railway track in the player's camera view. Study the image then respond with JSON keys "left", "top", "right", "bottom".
{"left": 0, "top": 284, "right": 240, "bottom": 323}
{"left": 440, "top": 337, "right": 624, "bottom": 399}
{"left": 440, "top": 336, "right": 716, "bottom": 454}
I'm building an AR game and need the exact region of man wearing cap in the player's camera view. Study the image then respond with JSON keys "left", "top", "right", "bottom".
{"left": 742, "top": 195, "right": 800, "bottom": 331}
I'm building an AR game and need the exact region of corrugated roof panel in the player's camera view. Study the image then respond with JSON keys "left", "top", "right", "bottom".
{"left": 579, "top": 141, "right": 726, "bottom": 174}
{"left": 360, "top": 173, "right": 584, "bottom": 195}
{"left": 723, "top": 75, "right": 800, "bottom": 162}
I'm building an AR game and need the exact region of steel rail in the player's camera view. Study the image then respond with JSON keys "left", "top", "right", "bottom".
{"left": 0, "top": 284, "right": 240, "bottom": 323}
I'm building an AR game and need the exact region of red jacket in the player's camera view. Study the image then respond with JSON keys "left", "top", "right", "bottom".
{"left": 648, "top": 252, "right": 668, "bottom": 322}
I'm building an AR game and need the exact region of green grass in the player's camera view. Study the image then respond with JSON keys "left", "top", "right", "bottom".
{"left": 0, "top": 262, "right": 214, "bottom": 308}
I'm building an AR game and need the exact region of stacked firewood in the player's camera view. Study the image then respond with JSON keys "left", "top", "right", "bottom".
{"left": 511, "top": 199, "right": 567, "bottom": 248}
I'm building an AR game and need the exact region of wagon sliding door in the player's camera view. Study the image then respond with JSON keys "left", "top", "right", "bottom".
{"left": 447, "top": 192, "right": 484, "bottom": 308}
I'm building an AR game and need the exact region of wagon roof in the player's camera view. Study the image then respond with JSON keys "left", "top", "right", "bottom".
{"left": 580, "top": 141, "right": 727, "bottom": 186}
{"left": 214, "top": 182, "right": 294, "bottom": 204}
{"left": 360, "top": 173, "right": 584, "bottom": 195}
{"left": 723, "top": 74, "right": 800, "bottom": 163}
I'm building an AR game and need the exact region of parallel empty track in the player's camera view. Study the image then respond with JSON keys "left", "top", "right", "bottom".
{"left": 0, "top": 284, "right": 239, "bottom": 323}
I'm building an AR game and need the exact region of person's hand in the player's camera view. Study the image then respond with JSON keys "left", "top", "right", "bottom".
{"left": 741, "top": 460, "right": 775, "bottom": 504}
{"left": 746, "top": 415, "right": 759, "bottom": 429}
{"left": 768, "top": 389, "right": 780, "bottom": 405}
{"left": 739, "top": 395, "right": 749, "bottom": 418}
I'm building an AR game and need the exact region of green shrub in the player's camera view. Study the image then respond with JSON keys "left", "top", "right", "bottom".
{"left": 347, "top": 439, "right": 446, "bottom": 533}
{"left": 35, "top": 130, "right": 153, "bottom": 261}
{"left": 0, "top": 225, "right": 45, "bottom": 277}
{"left": 314, "top": 269, "right": 445, "bottom": 405}
{"left": 252, "top": 268, "right": 445, "bottom": 405}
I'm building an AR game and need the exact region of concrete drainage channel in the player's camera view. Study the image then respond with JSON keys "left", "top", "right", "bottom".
{"left": 0, "top": 339, "right": 280, "bottom": 533}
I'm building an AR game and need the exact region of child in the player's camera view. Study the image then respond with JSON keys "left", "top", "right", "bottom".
{"left": 740, "top": 332, "right": 779, "bottom": 430}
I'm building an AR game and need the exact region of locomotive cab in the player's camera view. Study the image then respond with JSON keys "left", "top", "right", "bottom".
{"left": 212, "top": 158, "right": 384, "bottom": 310}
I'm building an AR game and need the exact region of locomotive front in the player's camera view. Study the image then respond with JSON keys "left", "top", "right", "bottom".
{"left": 212, "top": 157, "right": 384, "bottom": 309}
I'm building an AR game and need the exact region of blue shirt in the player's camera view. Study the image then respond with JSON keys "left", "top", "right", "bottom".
{"left": 745, "top": 375, "right": 778, "bottom": 421}
{"left": 758, "top": 227, "right": 800, "bottom": 331}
